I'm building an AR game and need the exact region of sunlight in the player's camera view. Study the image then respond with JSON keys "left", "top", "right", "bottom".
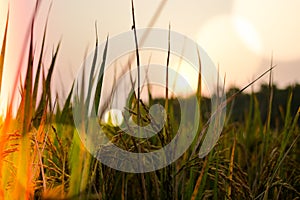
{"left": 233, "top": 16, "right": 262, "bottom": 55}
{"left": 0, "top": 100, "right": 6, "bottom": 117}
{"left": 197, "top": 15, "right": 263, "bottom": 87}
{"left": 169, "top": 61, "right": 199, "bottom": 95}
{"left": 104, "top": 109, "right": 123, "bottom": 126}
{"left": 233, "top": 0, "right": 300, "bottom": 61}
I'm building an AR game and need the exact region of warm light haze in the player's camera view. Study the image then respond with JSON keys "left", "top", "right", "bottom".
{"left": 0, "top": 0, "right": 300, "bottom": 115}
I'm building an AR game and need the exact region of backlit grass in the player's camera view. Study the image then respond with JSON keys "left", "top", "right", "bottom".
{"left": 0, "top": 2, "right": 299, "bottom": 200}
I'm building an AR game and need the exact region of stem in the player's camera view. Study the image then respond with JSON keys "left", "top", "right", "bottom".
{"left": 131, "top": 1, "right": 147, "bottom": 199}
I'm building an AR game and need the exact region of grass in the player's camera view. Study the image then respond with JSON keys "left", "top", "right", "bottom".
{"left": 0, "top": 2, "right": 299, "bottom": 200}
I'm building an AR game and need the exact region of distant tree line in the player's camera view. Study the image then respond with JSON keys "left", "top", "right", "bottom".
{"left": 226, "top": 84, "right": 300, "bottom": 128}
{"left": 153, "top": 84, "right": 300, "bottom": 129}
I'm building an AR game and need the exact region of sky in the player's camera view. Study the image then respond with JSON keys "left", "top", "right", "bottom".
{"left": 0, "top": 0, "right": 300, "bottom": 115}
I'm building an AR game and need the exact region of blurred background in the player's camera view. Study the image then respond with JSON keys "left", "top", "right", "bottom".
{"left": 0, "top": 0, "right": 299, "bottom": 115}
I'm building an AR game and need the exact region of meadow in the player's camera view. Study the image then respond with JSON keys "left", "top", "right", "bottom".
{"left": 0, "top": 2, "right": 299, "bottom": 200}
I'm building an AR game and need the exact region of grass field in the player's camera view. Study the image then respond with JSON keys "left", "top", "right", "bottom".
{"left": 0, "top": 2, "right": 299, "bottom": 200}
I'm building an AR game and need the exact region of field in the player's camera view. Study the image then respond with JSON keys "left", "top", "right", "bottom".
{"left": 0, "top": 2, "right": 299, "bottom": 200}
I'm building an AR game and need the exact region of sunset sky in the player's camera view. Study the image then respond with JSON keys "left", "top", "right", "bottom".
{"left": 0, "top": 0, "right": 300, "bottom": 115}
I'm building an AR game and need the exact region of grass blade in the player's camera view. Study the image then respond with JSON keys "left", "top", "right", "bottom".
{"left": 191, "top": 158, "right": 208, "bottom": 200}
{"left": 86, "top": 24, "right": 99, "bottom": 115}
{"left": 94, "top": 35, "right": 108, "bottom": 116}
{"left": 36, "top": 43, "right": 61, "bottom": 122}
{"left": 131, "top": 1, "right": 147, "bottom": 199}
{"left": 0, "top": 11, "right": 9, "bottom": 94}
{"left": 20, "top": 16, "right": 34, "bottom": 136}
{"left": 60, "top": 81, "right": 74, "bottom": 123}
{"left": 32, "top": 19, "right": 48, "bottom": 113}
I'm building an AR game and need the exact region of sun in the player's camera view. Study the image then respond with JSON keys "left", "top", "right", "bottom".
{"left": 196, "top": 15, "right": 264, "bottom": 87}
{"left": 233, "top": 16, "right": 263, "bottom": 55}
{"left": 233, "top": 0, "right": 300, "bottom": 62}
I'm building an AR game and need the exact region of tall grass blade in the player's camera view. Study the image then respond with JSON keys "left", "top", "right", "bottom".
{"left": 68, "top": 132, "right": 85, "bottom": 197}
{"left": 191, "top": 158, "right": 208, "bottom": 200}
{"left": 164, "top": 23, "right": 171, "bottom": 141}
{"left": 190, "top": 65, "right": 276, "bottom": 160}
{"left": 60, "top": 81, "right": 74, "bottom": 123}
{"left": 227, "top": 132, "right": 237, "bottom": 199}
{"left": 197, "top": 152, "right": 213, "bottom": 199}
{"left": 86, "top": 24, "right": 99, "bottom": 116}
{"left": 0, "top": 11, "right": 9, "bottom": 94}
{"left": 0, "top": 12, "right": 11, "bottom": 197}
{"left": 32, "top": 20, "right": 48, "bottom": 113}
{"left": 12, "top": 14, "right": 36, "bottom": 196}
{"left": 20, "top": 16, "right": 34, "bottom": 136}
{"left": 36, "top": 43, "right": 60, "bottom": 122}
{"left": 196, "top": 47, "right": 202, "bottom": 127}
{"left": 279, "top": 91, "right": 297, "bottom": 161}
{"left": 264, "top": 54, "right": 274, "bottom": 153}
{"left": 94, "top": 35, "right": 108, "bottom": 116}
{"left": 131, "top": 1, "right": 147, "bottom": 199}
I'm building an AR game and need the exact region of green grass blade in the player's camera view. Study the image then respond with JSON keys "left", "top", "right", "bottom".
{"left": 86, "top": 25, "right": 99, "bottom": 115}
{"left": 36, "top": 43, "right": 60, "bottom": 120}
{"left": 278, "top": 91, "right": 296, "bottom": 160}
{"left": 94, "top": 36, "right": 108, "bottom": 115}
{"left": 68, "top": 130, "right": 92, "bottom": 198}
{"left": 60, "top": 81, "right": 74, "bottom": 123}
{"left": 46, "top": 43, "right": 60, "bottom": 109}
{"left": 196, "top": 47, "right": 202, "bottom": 128}
{"left": 32, "top": 20, "right": 48, "bottom": 113}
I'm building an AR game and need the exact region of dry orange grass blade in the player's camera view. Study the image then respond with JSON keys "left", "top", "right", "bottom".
{"left": 191, "top": 157, "right": 208, "bottom": 200}
{"left": 12, "top": 135, "right": 34, "bottom": 199}
{"left": 12, "top": 2, "right": 41, "bottom": 198}
{"left": 0, "top": 11, "right": 9, "bottom": 94}
{"left": 227, "top": 133, "right": 237, "bottom": 198}
{"left": 0, "top": 11, "right": 9, "bottom": 199}
{"left": 0, "top": 1, "right": 43, "bottom": 199}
